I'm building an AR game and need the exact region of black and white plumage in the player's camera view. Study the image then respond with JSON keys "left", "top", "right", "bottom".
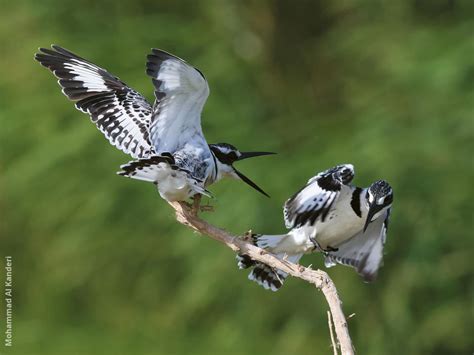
{"left": 284, "top": 164, "right": 355, "bottom": 228}
{"left": 35, "top": 45, "right": 274, "bottom": 201}
{"left": 237, "top": 164, "right": 393, "bottom": 291}
{"left": 35, "top": 46, "right": 154, "bottom": 159}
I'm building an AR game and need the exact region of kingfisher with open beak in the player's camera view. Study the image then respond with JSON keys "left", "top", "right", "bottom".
{"left": 35, "top": 45, "right": 275, "bottom": 202}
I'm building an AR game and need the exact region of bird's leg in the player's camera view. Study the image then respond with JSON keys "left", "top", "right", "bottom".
{"left": 310, "top": 237, "right": 323, "bottom": 253}
{"left": 199, "top": 198, "right": 214, "bottom": 213}
{"left": 191, "top": 194, "right": 202, "bottom": 216}
{"left": 310, "top": 237, "right": 338, "bottom": 256}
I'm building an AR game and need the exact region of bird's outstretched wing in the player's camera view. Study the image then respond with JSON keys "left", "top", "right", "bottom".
{"left": 146, "top": 49, "right": 210, "bottom": 153}
{"left": 324, "top": 209, "right": 390, "bottom": 282}
{"left": 35, "top": 45, "right": 155, "bottom": 159}
{"left": 284, "top": 164, "right": 355, "bottom": 228}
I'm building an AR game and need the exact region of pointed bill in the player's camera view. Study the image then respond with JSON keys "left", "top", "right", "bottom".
{"left": 237, "top": 151, "right": 276, "bottom": 161}
{"left": 234, "top": 169, "right": 270, "bottom": 197}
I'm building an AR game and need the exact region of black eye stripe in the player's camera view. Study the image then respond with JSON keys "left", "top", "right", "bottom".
{"left": 210, "top": 145, "right": 236, "bottom": 165}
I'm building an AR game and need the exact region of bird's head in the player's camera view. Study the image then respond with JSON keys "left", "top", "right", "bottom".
{"left": 209, "top": 143, "right": 275, "bottom": 197}
{"left": 363, "top": 180, "right": 393, "bottom": 232}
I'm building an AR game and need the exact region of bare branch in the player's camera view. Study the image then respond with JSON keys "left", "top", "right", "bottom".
{"left": 168, "top": 200, "right": 355, "bottom": 355}
{"left": 328, "top": 310, "right": 339, "bottom": 355}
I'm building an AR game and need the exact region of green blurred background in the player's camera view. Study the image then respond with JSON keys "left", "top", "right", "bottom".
{"left": 1, "top": 1, "right": 473, "bottom": 354}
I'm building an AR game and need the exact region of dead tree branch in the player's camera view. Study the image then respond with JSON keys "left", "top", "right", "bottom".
{"left": 168, "top": 200, "right": 355, "bottom": 355}
{"left": 328, "top": 310, "right": 339, "bottom": 355}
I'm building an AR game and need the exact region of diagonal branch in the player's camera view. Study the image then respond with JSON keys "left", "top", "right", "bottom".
{"left": 168, "top": 200, "right": 355, "bottom": 355}
{"left": 328, "top": 310, "right": 339, "bottom": 355}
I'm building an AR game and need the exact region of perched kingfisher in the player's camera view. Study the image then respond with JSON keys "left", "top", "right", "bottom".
{"left": 35, "top": 45, "right": 274, "bottom": 201}
{"left": 237, "top": 164, "right": 393, "bottom": 291}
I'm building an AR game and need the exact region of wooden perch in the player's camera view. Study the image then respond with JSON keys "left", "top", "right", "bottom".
{"left": 168, "top": 199, "right": 355, "bottom": 355}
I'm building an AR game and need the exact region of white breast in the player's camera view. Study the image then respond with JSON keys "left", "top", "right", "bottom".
{"left": 157, "top": 172, "right": 194, "bottom": 201}
{"left": 314, "top": 188, "right": 368, "bottom": 248}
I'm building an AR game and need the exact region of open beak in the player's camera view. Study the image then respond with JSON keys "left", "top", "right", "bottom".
{"left": 234, "top": 169, "right": 270, "bottom": 197}
{"left": 237, "top": 151, "right": 276, "bottom": 161}
{"left": 363, "top": 205, "right": 378, "bottom": 232}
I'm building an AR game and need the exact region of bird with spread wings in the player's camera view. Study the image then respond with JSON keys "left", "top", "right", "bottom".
{"left": 35, "top": 45, "right": 274, "bottom": 202}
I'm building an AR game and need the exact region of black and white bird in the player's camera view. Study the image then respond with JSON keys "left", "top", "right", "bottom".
{"left": 237, "top": 164, "right": 393, "bottom": 291}
{"left": 35, "top": 45, "right": 274, "bottom": 201}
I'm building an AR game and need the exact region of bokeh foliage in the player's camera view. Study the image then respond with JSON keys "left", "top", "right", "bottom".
{"left": 1, "top": 1, "right": 473, "bottom": 354}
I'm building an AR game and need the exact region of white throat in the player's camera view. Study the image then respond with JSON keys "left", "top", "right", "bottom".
{"left": 210, "top": 158, "right": 236, "bottom": 184}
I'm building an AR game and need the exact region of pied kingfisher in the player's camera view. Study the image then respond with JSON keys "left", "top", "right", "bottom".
{"left": 237, "top": 164, "right": 393, "bottom": 291}
{"left": 35, "top": 45, "right": 274, "bottom": 201}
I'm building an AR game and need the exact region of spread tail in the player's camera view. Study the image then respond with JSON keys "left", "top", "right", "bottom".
{"left": 236, "top": 234, "right": 303, "bottom": 292}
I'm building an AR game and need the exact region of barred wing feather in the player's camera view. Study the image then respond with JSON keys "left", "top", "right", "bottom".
{"left": 284, "top": 164, "right": 355, "bottom": 228}
{"left": 35, "top": 45, "right": 154, "bottom": 159}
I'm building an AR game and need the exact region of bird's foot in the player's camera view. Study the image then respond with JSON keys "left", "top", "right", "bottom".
{"left": 241, "top": 230, "right": 259, "bottom": 242}
{"left": 182, "top": 201, "right": 193, "bottom": 210}
{"left": 199, "top": 204, "right": 214, "bottom": 213}
{"left": 198, "top": 196, "right": 214, "bottom": 213}
{"left": 310, "top": 237, "right": 338, "bottom": 256}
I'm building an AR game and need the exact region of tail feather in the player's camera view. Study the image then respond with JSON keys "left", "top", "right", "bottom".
{"left": 248, "top": 263, "right": 287, "bottom": 292}
{"left": 236, "top": 254, "right": 256, "bottom": 269}
{"left": 117, "top": 154, "right": 212, "bottom": 199}
{"left": 253, "top": 233, "right": 288, "bottom": 249}
{"left": 236, "top": 233, "right": 303, "bottom": 291}
{"left": 117, "top": 155, "right": 175, "bottom": 183}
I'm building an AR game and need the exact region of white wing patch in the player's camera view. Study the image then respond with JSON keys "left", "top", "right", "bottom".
{"left": 63, "top": 60, "right": 110, "bottom": 92}
{"left": 146, "top": 49, "right": 210, "bottom": 153}
{"left": 35, "top": 45, "right": 154, "bottom": 159}
{"left": 324, "top": 209, "right": 390, "bottom": 282}
{"left": 155, "top": 58, "right": 206, "bottom": 93}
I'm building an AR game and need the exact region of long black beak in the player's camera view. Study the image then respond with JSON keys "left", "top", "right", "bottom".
{"left": 234, "top": 169, "right": 270, "bottom": 197}
{"left": 363, "top": 205, "right": 378, "bottom": 232}
{"left": 237, "top": 151, "right": 276, "bottom": 161}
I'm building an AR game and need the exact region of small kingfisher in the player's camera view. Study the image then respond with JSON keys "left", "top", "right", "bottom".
{"left": 35, "top": 45, "right": 274, "bottom": 202}
{"left": 237, "top": 164, "right": 393, "bottom": 291}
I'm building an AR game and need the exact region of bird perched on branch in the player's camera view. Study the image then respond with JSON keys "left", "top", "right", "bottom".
{"left": 35, "top": 45, "right": 274, "bottom": 202}
{"left": 237, "top": 164, "right": 393, "bottom": 291}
